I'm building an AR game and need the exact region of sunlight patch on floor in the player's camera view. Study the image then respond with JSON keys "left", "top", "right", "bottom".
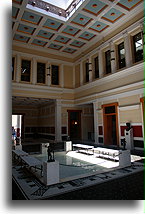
{"left": 66, "top": 151, "right": 119, "bottom": 169}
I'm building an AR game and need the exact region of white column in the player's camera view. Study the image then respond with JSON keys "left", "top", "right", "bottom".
{"left": 123, "top": 31, "right": 132, "bottom": 68}
{"left": 98, "top": 49, "right": 103, "bottom": 78}
{"left": 110, "top": 41, "right": 116, "bottom": 73}
{"left": 32, "top": 58, "right": 37, "bottom": 85}
{"left": 16, "top": 54, "right": 21, "bottom": 82}
{"left": 80, "top": 61, "right": 83, "bottom": 85}
{"left": 46, "top": 62, "right": 51, "bottom": 86}
{"left": 93, "top": 101, "right": 99, "bottom": 144}
{"left": 60, "top": 64, "right": 64, "bottom": 88}
{"left": 55, "top": 99, "right": 62, "bottom": 142}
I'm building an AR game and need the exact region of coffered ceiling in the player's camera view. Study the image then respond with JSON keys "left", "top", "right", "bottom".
{"left": 12, "top": 0, "right": 143, "bottom": 59}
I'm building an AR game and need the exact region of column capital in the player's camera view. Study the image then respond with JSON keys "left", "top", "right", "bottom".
{"left": 55, "top": 99, "right": 62, "bottom": 106}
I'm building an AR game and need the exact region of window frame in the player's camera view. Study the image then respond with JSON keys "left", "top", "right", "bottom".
{"left": 132, "top": 31, "right": 143, "bottom": 63}
{"left": 37, "top": 62, "right": 46, "bottom": 84}
{"left": 51, "top": 64, "right": 59, "bottom": 86}
{"left": 21, "top": 59, "right": 31, "bottom": 83}
{"left": 117, "top": 41, "right": 126, "bottom": 69}
{"left": 104, "top": 49, "right": 111, "bottom": 75}
{"left": 94, "top": 56, "right": 99, "bottom": 79}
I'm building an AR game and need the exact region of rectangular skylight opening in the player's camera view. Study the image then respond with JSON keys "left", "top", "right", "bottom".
{"left": 43, "top": 0, "right": 74, "bottom": 10}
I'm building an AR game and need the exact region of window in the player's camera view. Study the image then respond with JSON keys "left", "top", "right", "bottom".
{"left": 118, "top": 42, "right": 126, "bottom": 69}
{"left": 37, "top": 62, "right": 46, "bottom": 84}
{"left": 133, "top": 32, "right": 143, "bottom": 63}
{"left": 21, "top": 59, "right": 31, "bottom": 82}
{"left": 51, "top": 65, "right": 59, "bottom": 85}
{"left": 94, "top": 56, "right": 99, "bottom": 79}
{"left": 85, "top": 62, "right": 89, "bottom": 82}
{"left": 105, "top": 50, "right": 111, "bottom": 74}
{"left": 12, "top": 57, "right": 15, "bottom": 80}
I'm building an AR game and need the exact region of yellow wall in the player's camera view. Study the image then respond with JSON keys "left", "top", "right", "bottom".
{"left": 75, "top": 64, "right": 80, "bottom": 88}
{"left": 63, "top": 65, "right": 74, "bottom": 89}
{"left": 119, "top": 107, "right": 142, "bottom": 123}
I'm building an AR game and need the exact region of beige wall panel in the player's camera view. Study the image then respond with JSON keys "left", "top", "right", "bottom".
{"left": 24, "top": 118, "right": 38, "bottom": 126}
{"left": 75, "top": 64, "right": 80, "bottom": 88}
{"left": 62, "top": 93, "right": 74, "bottom": 100}
{"left": 98, "top": 112, "right": 103, "bottom": 125}
{"left": 82, "top": 116, "right": 94, "bottom": 140}
{"left": 12, "top": 89, "right": 61, "bottom": 100}
{"left": 119, "top": 108, "right": 142, "bottom": 123}
{"left": 75, "top": 70, "right": 143, "bottom": 100}
{"left": 61, "top": 116, "right": 67, "bottom": 126}
{"left": 102, "top": 99, "right": 117, "bottom": 105}
{"left": 119, "top": 95, "right": 140, "bottom": 106}
{"left": 64, "top": 65, "right": 74, "bottom": 89}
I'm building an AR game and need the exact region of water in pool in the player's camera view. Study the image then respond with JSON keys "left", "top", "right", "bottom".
{"left": 33, "top": 147, "right": 115, "bottom": 181}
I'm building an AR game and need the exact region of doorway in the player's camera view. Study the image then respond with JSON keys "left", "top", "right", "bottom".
{"left": 12, "top": 114, "right": 24, "bottom": 143}
{"left": 102, "top": 103, "right": 119, "bottom": 146}
{"left": 67, "top": 110, "right": 82, "bottom": 140}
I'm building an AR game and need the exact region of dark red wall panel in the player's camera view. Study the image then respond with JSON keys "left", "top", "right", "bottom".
{"left": 120, "top": 125, "right": 143, "bottom": 137}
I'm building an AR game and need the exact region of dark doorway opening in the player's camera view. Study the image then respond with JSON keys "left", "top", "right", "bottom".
{"left": 67, "top": 110, "right": 82, "bottom": 140}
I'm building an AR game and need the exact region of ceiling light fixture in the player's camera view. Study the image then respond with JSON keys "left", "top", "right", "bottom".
{"left": 32, "top": 1, "right": 36, "bottom": 6}
{"left": 46, "top": 6, "right": 49, "bottom": 11}
{"left": 58, "top": 11, "right": 62, "bottom": 16}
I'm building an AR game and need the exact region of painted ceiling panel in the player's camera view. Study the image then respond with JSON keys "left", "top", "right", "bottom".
{"left": 48, "top": 43, "right": 63, "bottom": 50}
{"left": 43, "top": 18, "right": 63, "bottom": 31}
{"left": 101, "top": 8, "right": 124, "bottom": 23}
{"left": 117, "top": 0, "right": 142, "bottom": 11}
{"left": 17, "top": 24, "right": 36, "bottom": 35}
{"left": 12, "top": 0, "right": 143, "bottom": 56}
{"left": 63, "top": 47, "right": 77, "bottom": 54}
{"left": 89, "top": 21, "right": 109, "bottom": 33}
{"left": 71, "top": 14, "right": 92, "bottom": 27}
{"left": 79, "top": 31, "right": 96, "bottom": 41}
{"left": 37, "top": 30, "right": 54, "bottom": 40}
{"left": 70, "top": 40, "right": 86, "bottom": 48}
{"left": 13, "top": 34, "right": 30, "bottom": 43}
{"left": 62, "top": 25, "right": 80, "bottom": 36}
{"left": 21, "top": 11, "right": 42, "bottom": 25}
{"left": 83, "top": 0, "right": 108, "bottom": 16}
{"left": 12, "top": 6, "right": 19, "bottom": 19}
{"left": 31, "top": 39, "right": 47, "bottom": 47}
{"left": 54, "top": 35, "right": 71, "bottom": 44}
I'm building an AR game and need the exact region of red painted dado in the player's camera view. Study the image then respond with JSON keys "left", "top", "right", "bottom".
{"left": 99, "top": 126, "right": 103, "bottom": 135}
{"left": 120, "top": 125, "right": 143, "bottom": 137}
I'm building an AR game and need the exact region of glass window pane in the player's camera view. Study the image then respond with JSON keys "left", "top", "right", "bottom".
{"left": 51, "top": 65, "right": 59, "bottom": 85}
{"left": 21, "top": 60, "right": 31, "bottom": 82}
{"left": 37, "top": 62, "right": 46, "bottom": 84}
{"left": 105, "top": 106, "right": 115, "bottom": 114}
{"left": 94, "top": 56, "right": 99, "bottom": 79}
{"left": 118, "top": 42, "right": 126, "bottom": 69}
{"left": 133, "top": 32, "right": 143, "bottom": 63}
{"left": 105, "top": 50, "right": 111, "bottom": 74}
{"left": 85, "top": 62, "right": 89, "bottom": 82}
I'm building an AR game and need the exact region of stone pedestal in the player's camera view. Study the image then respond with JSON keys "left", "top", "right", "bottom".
{"left": 43, "top": 161, "right": 59, "bottom": 186}
{"left": 119, "top": 150, "right": 131, "bottom": 167}
{"left": 65, "top": 141, "right": 72, "bottom": 152}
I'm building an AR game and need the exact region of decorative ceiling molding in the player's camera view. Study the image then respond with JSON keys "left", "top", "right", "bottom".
{"left": 12, "top": 0, "right": 143, "bottom": 58}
